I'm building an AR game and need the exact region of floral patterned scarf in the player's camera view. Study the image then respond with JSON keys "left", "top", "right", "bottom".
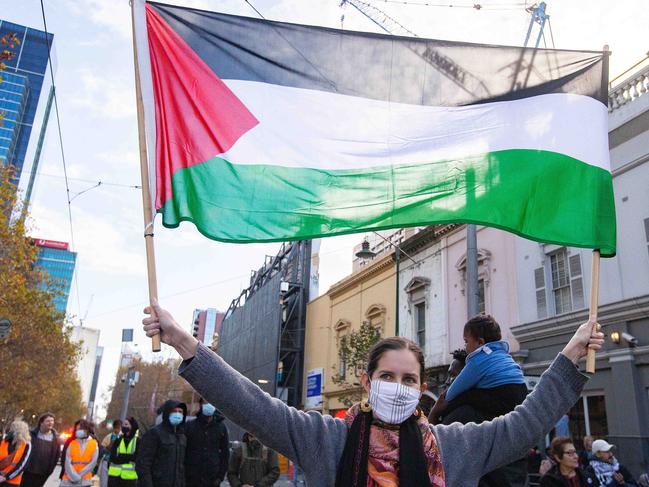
{"left": 344, "top": 404, "right": 446, "bottom": 487}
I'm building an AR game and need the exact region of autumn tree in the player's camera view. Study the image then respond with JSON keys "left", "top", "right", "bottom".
{"left": 331, "top": 321, "right": 381, "bottom": 407}
{"left": 103, "top": 357, "right": 195, "bottom": 434}
{"left": 0, "top": 166, "right": 85, "bottom": 431}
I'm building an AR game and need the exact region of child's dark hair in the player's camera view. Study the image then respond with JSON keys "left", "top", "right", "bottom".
{"left": 451, "top": 349, "right": 467, "bottom": 363}
{"left": 367, "top": 337, "right": 425, "bottom": 384}
{"left": 464, "top": 314, "right": 502, "bottom": 343}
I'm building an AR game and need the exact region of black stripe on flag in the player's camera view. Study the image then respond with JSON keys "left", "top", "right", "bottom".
{"left": 149, "top": 1, "right": 607, "bottom": 107}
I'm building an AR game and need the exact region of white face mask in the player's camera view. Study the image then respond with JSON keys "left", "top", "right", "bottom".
{"left": 368, "top": 379, "right": 421, "bottom": 424}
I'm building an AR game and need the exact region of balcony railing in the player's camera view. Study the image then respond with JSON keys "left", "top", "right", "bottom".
{"left": 608, "top": 62, "right": 649, "bottom": 112}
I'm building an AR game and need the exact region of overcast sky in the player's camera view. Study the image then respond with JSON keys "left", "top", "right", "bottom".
{"left": 3, "top": 0, "right": 647, "bottom": 419}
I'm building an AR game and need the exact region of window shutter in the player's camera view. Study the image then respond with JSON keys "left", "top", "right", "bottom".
{"left": 534, "top": 267, "right": 547, "bottom": 319}
{"left": 569, "top": 254, "right": 584, "bottom": 309}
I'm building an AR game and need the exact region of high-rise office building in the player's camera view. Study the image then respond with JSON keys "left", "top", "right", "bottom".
{"left": 191, "top": 308, "right": 224, "bottom": 348}
{"left": 34, "top": 238, "right": 76, "bottom": 313}
{"left": 0, "top": 20, "right": 54, "bottom": 189}
{"left": 70, "top": 326, "right": 100, "bottom": 409}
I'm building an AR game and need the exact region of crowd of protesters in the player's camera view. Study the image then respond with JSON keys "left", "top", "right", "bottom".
{"left": 0, "top": 400, "right": 280, "bottom": 487}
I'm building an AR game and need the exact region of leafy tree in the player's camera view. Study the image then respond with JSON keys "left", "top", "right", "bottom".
{"left": 331, "top": 321, "right": 381, "bottom": 407}
{"left": 103, "top": 357, "right": 195, "bottom": 433}
{"left": 0, "top": 166, "right": 85, "bottom": 432}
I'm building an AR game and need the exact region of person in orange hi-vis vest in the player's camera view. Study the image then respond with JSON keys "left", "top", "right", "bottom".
{"left": 60, "top": 420, "right": 99, "bottom": 487}
{"left": 0, "top": 420, "right": 32, "bottom": 486}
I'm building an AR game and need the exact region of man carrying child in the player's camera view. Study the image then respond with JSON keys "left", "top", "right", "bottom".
{"left": 429, "top": 314, "right": 529, "bottom": 487}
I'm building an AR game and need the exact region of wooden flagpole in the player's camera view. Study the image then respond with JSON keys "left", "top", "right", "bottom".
{"left": 585, "top": 46, "right": 610, "bottom": 373}
{"left": 131, "top": 0, "right": 161, "bottom": 352}
{"left": 585, "top": 250, "right": 600, "bottom": 374}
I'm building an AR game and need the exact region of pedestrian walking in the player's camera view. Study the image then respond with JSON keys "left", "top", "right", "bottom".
{"left": 100, "top": 420, "right": 122, "bottom": 487}
{"left": 185, "top": 398, "right": 229, "bottom": 487}
{"left": 539, "top": 437, "right": 597, "bottom": 487}
{"left": 135, "top": 400, "right": 186, "bottom": 487}
{"left": 143, "top": 300, "right": 604, "bottom": 487}
{"left": 20, "top": 413, "right": 59, "bottom": 487}
{"left": 0, "top": 420, "right": 32, "bottom": 486}
{"left": 60, "top": 420, "right": 99, "bottom": 487}
{"left": 227, "top": 433, "right": 279, "bottom": 487}
{"left": 107, "top": 418, "right": 139, "bottom": 487}
{"left": 586, "top": 440, "right": 637, "bottom": 487}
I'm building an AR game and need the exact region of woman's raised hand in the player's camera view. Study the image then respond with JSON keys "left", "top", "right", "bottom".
{"left": 143, "top": 299, "right": 199, "bottom": 359}
{"left": 561, "top": 318, "right": 605, "bottom": 365}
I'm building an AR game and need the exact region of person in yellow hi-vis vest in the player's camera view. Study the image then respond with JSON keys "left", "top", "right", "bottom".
{"left": 60, "top": 420, "right": 99, "bottom": 487}
{"left": 107, "top": 418, "right": 139, "bottom": 487}
{"left": 0, "top": 420, "right": 32, "bottom": 486}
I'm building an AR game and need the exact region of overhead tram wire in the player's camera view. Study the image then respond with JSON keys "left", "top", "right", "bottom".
{"left": 373, "top": 0, "right": 527, "bottom": 10}
{"left": 40, "top": 0, "right": 83, "bottom": 322}
{"left": 36, "top": 172, "right": 142, "bottom": 190}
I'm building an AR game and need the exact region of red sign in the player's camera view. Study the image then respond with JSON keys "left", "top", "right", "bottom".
{"left": 34, "top": 238, "right": 69, "bottom": 250}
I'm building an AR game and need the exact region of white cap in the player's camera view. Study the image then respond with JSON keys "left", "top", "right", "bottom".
{"left": 592, "top": 439, "right": 614, "bottom": 454}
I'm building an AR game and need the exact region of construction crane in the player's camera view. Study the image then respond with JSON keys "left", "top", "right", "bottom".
{"left": 339, "top": 0, "right": 490, "bottom": 98}
{"left": 339, "top": 0, "right": 418, "bottom": 37}
{"left": 523, "top": 2, "right": 549, "bottom": 48}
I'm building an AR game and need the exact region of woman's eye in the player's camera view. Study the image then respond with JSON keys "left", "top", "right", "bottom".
{"left": 380, "top": 373, "right": 392, "bottom": 380}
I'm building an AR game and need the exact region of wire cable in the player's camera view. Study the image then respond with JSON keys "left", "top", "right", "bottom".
{"left": 40, "top": 0, "right": 83, "bottom": 321}
{"left": 373, "top": 0, "right": 527, "bottom": 9}
{"left": 36, "top": 172, "right": 141, "bottom": 190}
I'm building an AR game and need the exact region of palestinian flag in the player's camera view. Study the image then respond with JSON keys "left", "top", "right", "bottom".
{"left": 133, "top": 1, "right": 616, "bottom": 256}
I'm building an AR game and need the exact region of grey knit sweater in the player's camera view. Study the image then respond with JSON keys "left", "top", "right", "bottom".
{"left": 179, "top": 344, "right": 588, "bottom": 487}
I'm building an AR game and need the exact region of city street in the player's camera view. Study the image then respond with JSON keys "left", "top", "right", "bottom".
{"left": 2, "top": 0, "right": 649, "bottom": 485}
{"left": 44, "top": 467, "right": 296, "bottom": 487}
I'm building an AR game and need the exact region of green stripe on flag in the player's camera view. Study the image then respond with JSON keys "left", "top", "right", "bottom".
{"left": 159, "top": 149, "right": 616, "bottom": 256}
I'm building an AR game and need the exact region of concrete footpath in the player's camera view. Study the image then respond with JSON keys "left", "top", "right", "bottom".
{"left": 45, "top": 467, "right": 296, "bottom": 487}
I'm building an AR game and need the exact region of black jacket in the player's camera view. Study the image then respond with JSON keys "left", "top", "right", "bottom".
{"left": 540, "top": 465, "right": 598, "bottom": 487}
{"left": 184, "top": 410, "right": 229, "bottom": 487}
{"left": 25, "top": 428, "right": 60, "bottom": 476}
{"left": 585, "top": 462, "right": 637, "bottom": 487}
{"left": 136, "top": 399, "right": 187, "bottom": 487}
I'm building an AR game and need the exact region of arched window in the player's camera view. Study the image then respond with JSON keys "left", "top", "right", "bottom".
{"left": 456, "top": 249, "right": 492, "bottom": 314}
{"left": 365, "top": 304, "right": 386, "bottom": 334}
{"left": 334, "top": 320, "right": 351, "bottom": 378}
{"left": 404, "top": 277, "right": 430, "bottom": 350}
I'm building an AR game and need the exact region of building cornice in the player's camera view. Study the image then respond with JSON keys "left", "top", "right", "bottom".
{"left": 399, "top": 224, "right": 462, "bottom": 258}
{"left": 519, "top": 345, "right": 649, "bottom": 373}
{"left": 328, "top": 254, "right": 394, "bottom": 298}
{"left": 511, "top": 294, "right": 649, "bottom": 342}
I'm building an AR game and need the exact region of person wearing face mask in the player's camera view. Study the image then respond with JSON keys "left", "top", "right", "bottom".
{"left": 227, "top": 433, "right": 279, "bottom": 487}
{"left": 20, "top": 413, "right": 59, "bottom": 487}
{"left": 184, "top": 398, "right": 229, "bottom": 487}
{"left": 136, "top": 400, "right": 187, "bottom": 487}
{"left": 0, "top": 420, "right": 32, "bottom": 486}
{"left": 60, "top": 420, "right": 98, "bottom": 487}
{"left": 142, "top": 300, "right": 604, "bottom": 487}
{"left": 107, "top": 417, "right": 139, "bottom": 487}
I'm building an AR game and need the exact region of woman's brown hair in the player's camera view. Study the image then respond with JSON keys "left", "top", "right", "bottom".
{"left": 366, "top": 337, "right": 426, "bottom": 384}
{"left": 550, "top": 436, "right": 574, "bottom": 460}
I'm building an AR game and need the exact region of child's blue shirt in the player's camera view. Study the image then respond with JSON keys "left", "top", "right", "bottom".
{"left": 445, "top": 340, "right": 525, "bottom": 402}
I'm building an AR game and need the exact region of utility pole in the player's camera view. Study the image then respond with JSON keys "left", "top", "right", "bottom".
{"left": 466, "top": 225, "right": 480, "bottom": 317}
